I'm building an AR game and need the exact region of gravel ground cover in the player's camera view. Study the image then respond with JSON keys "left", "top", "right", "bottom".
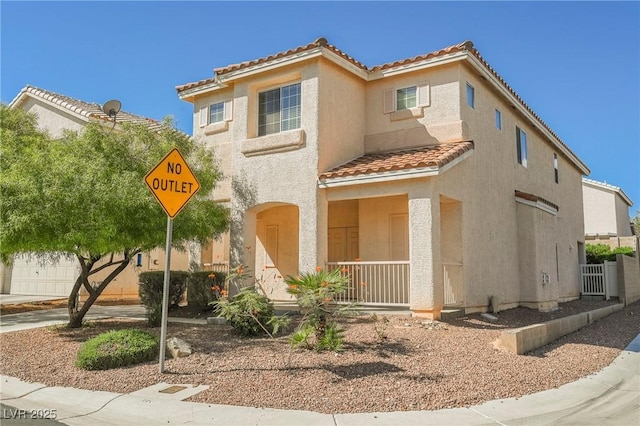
{"left": 0, "top": 299, "right": 638, "bottom": 414}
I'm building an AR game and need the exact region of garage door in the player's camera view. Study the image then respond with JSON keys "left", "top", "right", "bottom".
{"left": 10, "top": 254, "right": 79, "bottom": 296}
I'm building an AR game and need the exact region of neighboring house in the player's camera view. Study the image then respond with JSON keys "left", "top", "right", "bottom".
{"left": 582, "top": 177, "right": 637, "bottom": 251}
{"left": 1, "top": 85, "right": 189, "bottom": 300}
{"left": 177, "top": 38, "right": 591, "bottom": 318}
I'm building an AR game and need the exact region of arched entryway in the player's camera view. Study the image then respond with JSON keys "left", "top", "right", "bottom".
{"left": 250, "top": 203, "right": 299, "bottom": 301}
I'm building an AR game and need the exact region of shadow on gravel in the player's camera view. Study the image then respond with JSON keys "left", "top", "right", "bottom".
{"left": 324, "top": 361, "right": 404, "bottom": 380}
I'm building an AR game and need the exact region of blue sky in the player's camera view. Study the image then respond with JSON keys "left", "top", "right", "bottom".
{"left": 1, "top": 1, "right": 639, "bottom": 215}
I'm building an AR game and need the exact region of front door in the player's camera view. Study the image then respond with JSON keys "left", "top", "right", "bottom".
{"left": 328, "top": 227, "right": 359, "bottom": 262}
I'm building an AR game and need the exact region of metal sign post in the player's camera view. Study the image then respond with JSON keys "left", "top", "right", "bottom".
{"left": 158, "top": 218, "right": 173, "bottom": 373}
{"left": 144, "top": 147, "right": 200, "bottom": 374}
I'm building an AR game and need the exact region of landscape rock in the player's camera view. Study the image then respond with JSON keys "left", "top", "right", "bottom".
{"left": 166, "top": 337, "right": 192, "bottom": 358}
{"left": 481, "top": 313, "right": 499, "bottom": 323}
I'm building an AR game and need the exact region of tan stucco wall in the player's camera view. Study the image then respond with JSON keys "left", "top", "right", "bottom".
{"left": 317, "top": 61, "right": 366, "bottom": 173}
{"left": 364, "top": 63, "right": 464, "bottom": 153}
{"left": 358, "top": 195, "right": 408, "bottom": 261}
{"left": 20, "top": 98, "right": 87, "bottom": 138}
{"left": 86, "top": 249, "right": 190, "bottom": 301}
{"left": 583, "top": 183, "right": 617, "bottom": 235}
{"left": 582, "top": 181, "right": 632, "bottom": 237}
{"left": 617, "top": 254, "right": 640, "bottom": 306}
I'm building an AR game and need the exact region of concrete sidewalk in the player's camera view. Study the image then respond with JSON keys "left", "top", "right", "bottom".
{"left": 0, "top": 304, "right": 638, "bottom": 425}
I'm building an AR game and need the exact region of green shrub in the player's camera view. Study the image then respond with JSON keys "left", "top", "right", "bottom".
{"left": 76, "top": 329, "right": 159, "bottom": 370}
{"left": 138, "top": 271, "right": 188, "bottom": 326}
{"left": 188, "top": 271, "right": 227, "bottom": 311}
{"left": 215, "top": 288, "right": 288, "bottom": 336}
{"left": 586, "top": 244, "right": 634, "bottom": 264}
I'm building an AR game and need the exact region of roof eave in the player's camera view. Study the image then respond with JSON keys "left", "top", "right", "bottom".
{"left": 177, "top": 81, "right": 230, "bottom": 102}
{"left": 368, "top": 51, "right": 468, "bottom": 80}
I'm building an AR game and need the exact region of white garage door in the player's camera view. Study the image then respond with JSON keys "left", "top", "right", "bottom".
{"left": 10, "top": 254, "right": 79, "bottom": 296}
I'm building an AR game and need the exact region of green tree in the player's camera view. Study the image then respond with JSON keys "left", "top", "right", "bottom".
{"left": 0, "top": 105, "right": 228, "bottom": 328}
{"left": 632, "top": 210, "right": 640, "bottom": 236}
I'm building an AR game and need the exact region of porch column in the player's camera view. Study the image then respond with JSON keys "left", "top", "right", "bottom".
{"left": 298, "top": 196, "right": 322, "bottom": 274}
{"left": 408, "top": 192, "right": 442, "bottom": 319}
{"left": 229, "top": 206, "right": 256, "bottom": 295}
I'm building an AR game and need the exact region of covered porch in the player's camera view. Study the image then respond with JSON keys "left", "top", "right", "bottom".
{"left": 318, "top": 142, "right": 472, "bottom": 318}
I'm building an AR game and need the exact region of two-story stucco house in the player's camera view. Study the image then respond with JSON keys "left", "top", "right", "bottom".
{"left": 176, "top": 38, "right": 590, "bottom": 318}
{"left": 1, "top": 85, "right": 189, "bottom": 300}
{"left": 582, "top": 177, "right": 637, "bottom": 251}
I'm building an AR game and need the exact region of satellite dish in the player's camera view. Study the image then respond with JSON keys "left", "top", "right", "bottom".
{"left": 102, "top": 99, "right": 121, "bottom": 118}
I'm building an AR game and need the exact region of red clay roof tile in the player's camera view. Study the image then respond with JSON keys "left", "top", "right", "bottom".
{"left": 320, "top": 141, "right": 473, "bottom": 180}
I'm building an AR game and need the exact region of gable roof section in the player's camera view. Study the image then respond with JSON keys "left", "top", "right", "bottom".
{"left": 582, "top": 177, "right": 633, "bottom": 207}
{"left": 319, "top": 141, "right": 473, "bottom": 187}
{"left": 9, "top": 85, "right": 165, "bottom": 132}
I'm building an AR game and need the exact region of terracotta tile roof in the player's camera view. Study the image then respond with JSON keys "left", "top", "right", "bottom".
{"left": 320, "top": 141, "right": 473, "bottom": 180}
{"left": 370, "top": 41, "right": 474, "bottom": 71}
{"left": 176, "top": 37, "right": 367, "bottom": 93}
{"left": 11, "top": 85, "right": 165, "bottom": 131}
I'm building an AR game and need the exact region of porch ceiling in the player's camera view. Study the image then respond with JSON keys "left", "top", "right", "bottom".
{"left": 319, "top": 141, "right": 473, "bottom": 184}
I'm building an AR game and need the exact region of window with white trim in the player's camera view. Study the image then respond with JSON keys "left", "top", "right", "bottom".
{"left": 258, "top": 82, "right": 301, "bottom": 136}
{"left": 199, "top": 99, "right": 233, "bottom": 127}
{"left": 516, "top": 126, "right": 528, "bottom": 168}
{"left": 383, "top": 82, "right": 430, "bottom": 113}
{"left": 466, "top": 83, "right": 475, "bottom": 108}
{"left": 495, "top": 109, "right": 502, "bottom": 130}
{"left": 554, "top": 153, "right": 559, "bottom": 183}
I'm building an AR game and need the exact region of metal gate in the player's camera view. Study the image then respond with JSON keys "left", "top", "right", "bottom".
{"left": 580, "top": 261, "right": 617, "bottom": 300}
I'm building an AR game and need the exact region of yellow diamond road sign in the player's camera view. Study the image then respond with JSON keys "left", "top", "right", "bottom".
{"left": 145, "top": 148, "right": 200, "bottom": 218}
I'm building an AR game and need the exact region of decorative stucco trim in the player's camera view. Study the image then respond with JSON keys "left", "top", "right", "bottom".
{"left": 241, "top": 128, "right": 305, "bottom": 157}
{"left": 203, "top": 121, "right": 228, "bottom": 135}
{"left": 390, "top": 106, "right": 424, "bottom": 122}
{"left": 515, "top": 190, "right": 559, "bottom": 216}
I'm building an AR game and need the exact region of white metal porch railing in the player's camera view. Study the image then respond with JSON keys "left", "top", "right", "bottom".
{"left": 326, "top": 261, "right": 410, "bottom": 306}
{"left": 443, "top": 262, "right": 463, "bottom": 306}
{"left": 203, "top": 262, "right": 230, "bottom": 275}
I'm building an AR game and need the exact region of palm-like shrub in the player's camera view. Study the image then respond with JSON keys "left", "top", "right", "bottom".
{"left": 285, "top": 268, "right": 352, "bottom": 351}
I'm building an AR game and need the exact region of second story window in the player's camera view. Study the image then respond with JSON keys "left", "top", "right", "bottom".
{"left": 466, "top": 83, "right": 475, "bottom": 108}
{"left": 209, "top": 102, "right": 225, "bottom": 124}
{"left": 199, "top": 99, "right": 232, "bottom": 128}
{"left": 258, "top": 82, "right": 301, "bottom": 136}
{"left": 495, "top": 109, "right": 502, "bottom": 130}
{"left": 396, "top": 86, "right": 417, "bottom": 111}
{"left": 516, "top": 126, "right": 528, "bottom": 168}
{"left": 383, "top": 82, "right": 430, "bottom": 114}
{"left": 554, "top": 153, "right": 559, "bottom": 183}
